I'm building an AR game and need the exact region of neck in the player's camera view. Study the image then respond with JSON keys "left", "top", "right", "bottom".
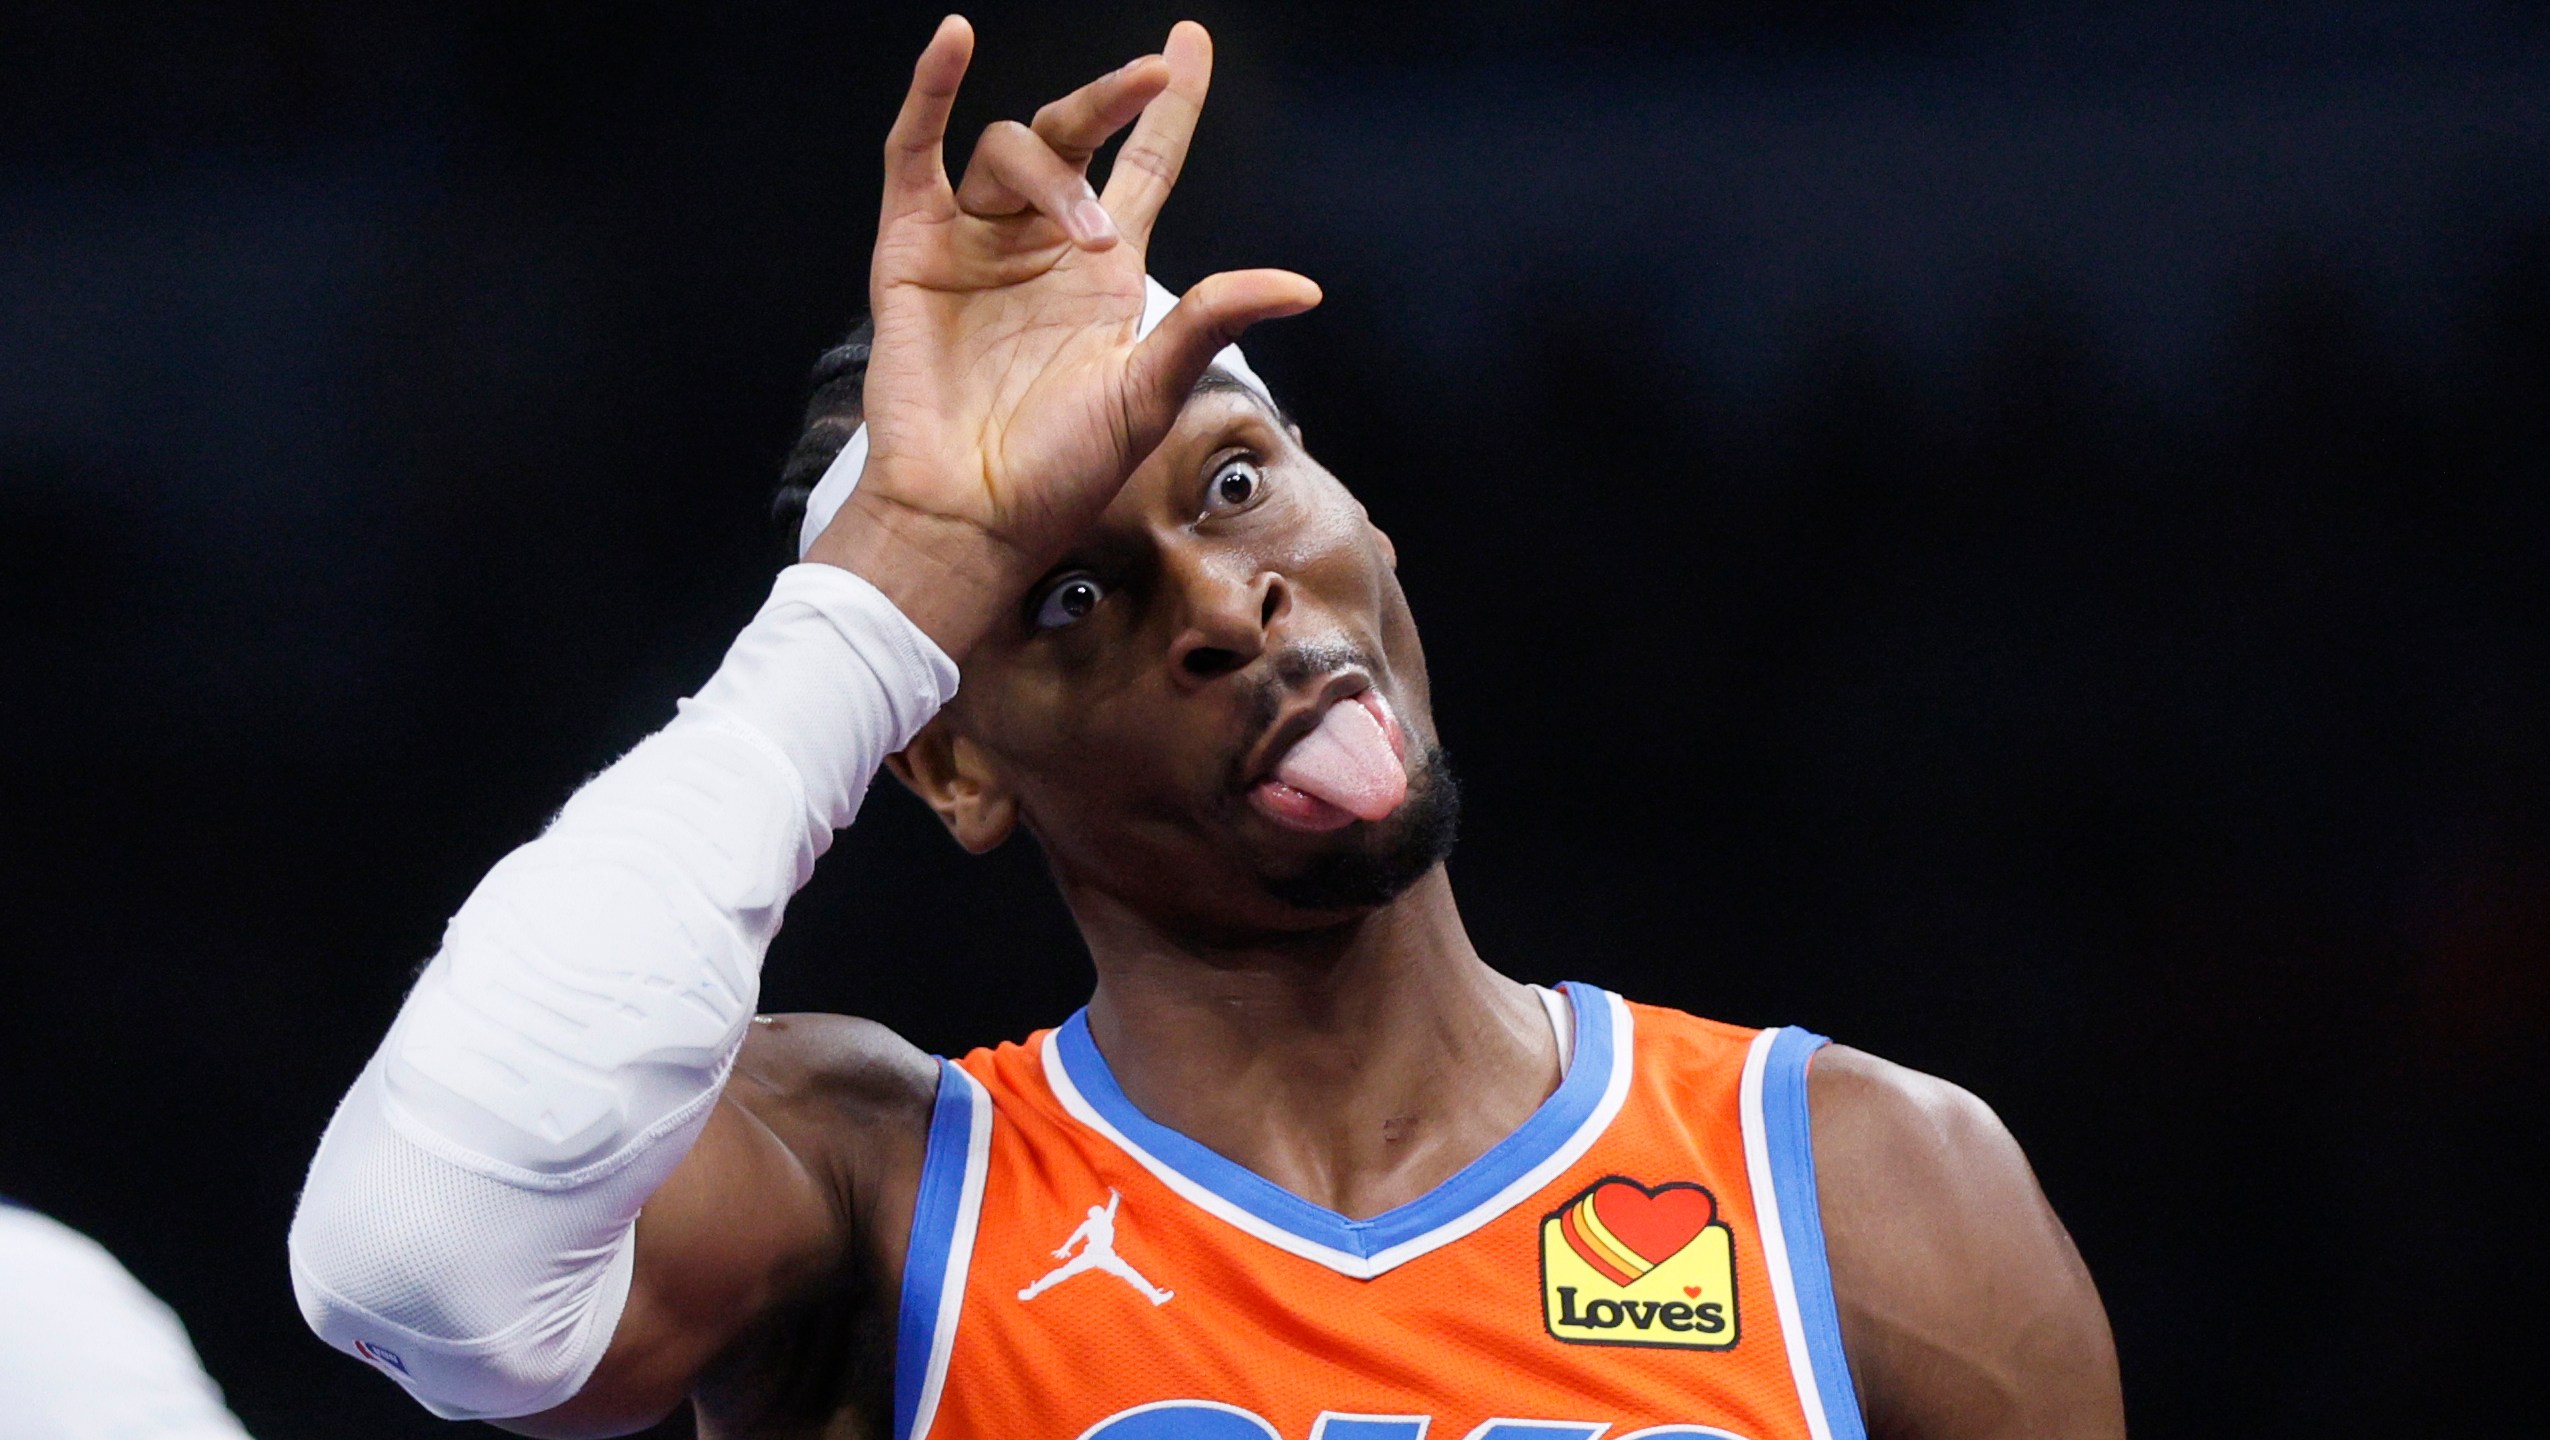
{"left": 1062, "top": 868, "right": 1561, "bottom": 1220}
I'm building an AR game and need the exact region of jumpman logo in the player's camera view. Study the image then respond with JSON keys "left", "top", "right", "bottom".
{"left": 1017, "top": 1189, "right": 1174, "bottom": 1306}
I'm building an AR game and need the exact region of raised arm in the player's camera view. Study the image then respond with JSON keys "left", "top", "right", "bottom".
{"left": 285, "top": 17, "right": 1312, "bottom": 1436}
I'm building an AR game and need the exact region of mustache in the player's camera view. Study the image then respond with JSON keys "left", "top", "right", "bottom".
{"left": 1226, "top": 640, "right": 1382, "bottom": 787}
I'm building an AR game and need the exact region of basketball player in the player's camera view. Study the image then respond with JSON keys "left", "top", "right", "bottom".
{"left": 288, "top": 18, "right": 2124, "bottom": 1440}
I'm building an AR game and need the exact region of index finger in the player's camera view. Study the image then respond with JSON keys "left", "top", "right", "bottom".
{"left": 1097, "top": 20, "right": 1211, "bottom": 245}
{"left": 882, "top": 15, "right": 975, "bottom": 215}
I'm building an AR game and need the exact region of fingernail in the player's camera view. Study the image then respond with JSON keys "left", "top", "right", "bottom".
{"left": 1073, "top": 197, "right": 1117, "bottom": 245}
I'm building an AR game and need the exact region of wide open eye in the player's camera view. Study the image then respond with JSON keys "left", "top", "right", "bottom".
{"left": 1031, "top": 573, "right": 1106, "bottom": 631}
{"left": 1204, "top": 456, "right": 1264, "bottom": 514}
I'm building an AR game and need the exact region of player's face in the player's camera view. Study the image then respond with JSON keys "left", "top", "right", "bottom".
{"left": 930, "top": 384, "right": 1455, "bottom": 936}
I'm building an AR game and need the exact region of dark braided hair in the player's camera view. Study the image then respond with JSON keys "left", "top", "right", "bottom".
{"left": 771, "top": 317, "right": 875, "bottom": 556}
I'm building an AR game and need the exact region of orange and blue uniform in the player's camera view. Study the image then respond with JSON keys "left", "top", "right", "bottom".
{"left": 892, "top": 985, "right": 1865, "bottom": 1440}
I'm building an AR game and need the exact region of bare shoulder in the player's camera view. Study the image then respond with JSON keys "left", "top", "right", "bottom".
{"left": 1807, "top": 1046, "right": 2125, "bottom": 1440}
{"left": 732, "top": 1012, "right": 942, "bottom": 1262}
{"left": 729, "top": 1011, "right": 940, "bottom": 1133}
{"left": 722, "top": 1012, "right": 942, "bottom": 1244}
{"left": 1807, "top": 1046, "right": 2029, "bottom": 1216}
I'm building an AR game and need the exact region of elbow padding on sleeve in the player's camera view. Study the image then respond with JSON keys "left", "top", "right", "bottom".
{"left": 289, "top": 1057, "right": 658, "bottom": 1420}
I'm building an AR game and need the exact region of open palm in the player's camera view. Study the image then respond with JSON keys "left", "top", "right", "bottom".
{"left": 809, "top": 18, "right": 1318, "bottom": 641}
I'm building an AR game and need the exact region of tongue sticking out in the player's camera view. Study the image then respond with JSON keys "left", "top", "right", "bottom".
{"left": 1272, "top": 695, "right": 1408, "bottom": 822}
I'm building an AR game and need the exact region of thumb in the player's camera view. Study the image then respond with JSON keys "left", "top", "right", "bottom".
{"left": 1121, "top": 269, "right": 1321, "bottom": 440}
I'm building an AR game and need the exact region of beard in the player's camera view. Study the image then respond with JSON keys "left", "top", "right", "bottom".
{"left": 1221, "top": 640, "right": 1463, "bottom": 914}
{"left": 1260, "top": 741, "right": 1462, "bottom": 912}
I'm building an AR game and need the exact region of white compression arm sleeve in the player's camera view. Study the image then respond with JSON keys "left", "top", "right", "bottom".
{"left": 287, "top": 563, "right": 956, "bottom": 1420}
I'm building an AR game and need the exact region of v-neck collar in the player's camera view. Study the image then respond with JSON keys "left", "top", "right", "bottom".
{"left": 1039, "top": 982, "right": 1635, "bottom": 1279}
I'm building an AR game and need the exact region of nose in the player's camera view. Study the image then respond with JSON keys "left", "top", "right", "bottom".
{"left": 1166, "top": 552, "right": 1289, "bottom": 686}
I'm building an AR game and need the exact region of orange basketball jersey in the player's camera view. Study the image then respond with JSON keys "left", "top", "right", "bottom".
{"left": 891, "top": 985, "right": 1866, "bottom": 1440}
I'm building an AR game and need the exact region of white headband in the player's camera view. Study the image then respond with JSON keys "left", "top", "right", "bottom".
{"left": 798, "top": 274, "right": 1275, "bottom": 558}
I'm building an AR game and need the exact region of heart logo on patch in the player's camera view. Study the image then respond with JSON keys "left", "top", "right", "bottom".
{"left": 1588, "top": 1180, "right": 1715, "bottom": 1264}
{"left": 1557, "top": 1179, "right": 1716, "bottom": 1283}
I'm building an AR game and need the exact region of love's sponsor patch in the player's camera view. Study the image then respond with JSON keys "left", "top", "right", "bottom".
{"left": 1539, "top": 1177, "right": 1737, "bottom": 1350}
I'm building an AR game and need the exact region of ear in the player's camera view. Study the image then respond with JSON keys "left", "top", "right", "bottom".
{"left": 1322, "top": 445, "right": 1398, "bottom": 571}
{"left": 1368, "top": 515, "right": 1397, "bottom": 569}
{"left": 883, "top": 718, "right": 1017, "bottom": 855}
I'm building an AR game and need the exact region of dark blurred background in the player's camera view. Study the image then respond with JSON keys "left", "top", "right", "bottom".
{"left": 5, "top": 0, "right": 2545, "bottom": 1434}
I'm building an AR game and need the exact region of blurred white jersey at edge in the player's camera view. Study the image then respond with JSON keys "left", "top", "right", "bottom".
{"left": 0, "top": 1202, "right": 255, "bottom": 1439}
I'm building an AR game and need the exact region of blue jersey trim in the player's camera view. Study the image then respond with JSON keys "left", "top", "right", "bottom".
{"left": 1050, "top": 982, "right": 1618, "bottom": 1261}
{"left": 893, "top": 1059, "right": 978, "bottom": 1440}
{"left": 1761, "top": 1027, "right": 1869, "bottom": 1440}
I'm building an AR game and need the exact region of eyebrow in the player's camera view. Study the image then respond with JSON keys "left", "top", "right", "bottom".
{"left": 1191, "top": 368, "right": 1292, "bottom": 429}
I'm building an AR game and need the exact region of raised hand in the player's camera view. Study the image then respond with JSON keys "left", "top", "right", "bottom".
{"left": 806, "top": 17, "right": 1320, "bottom": 656}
